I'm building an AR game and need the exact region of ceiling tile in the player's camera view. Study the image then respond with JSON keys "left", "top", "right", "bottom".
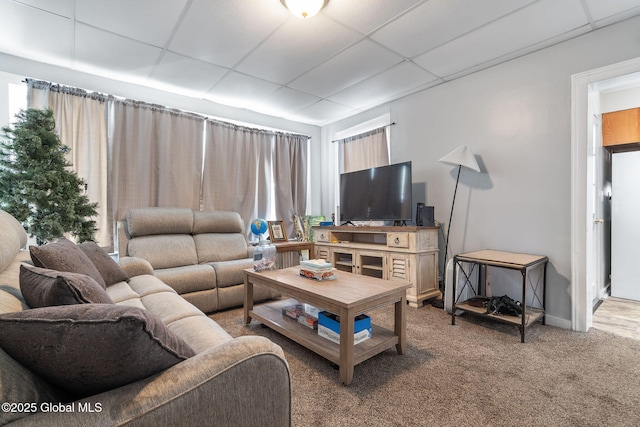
{"left": 289, "top": 100, "right": 356, "bottom": 125}
{"left": 288, "top": 39, "right": 403, "bottom": 98}
{"left": 169, "top": 0, "right": 289, "bottom": 68}
{"left": 323, "top": 0, "right": 423, "bottom": 34}
{"left": 74, "top": 24, "right": 162, "bottom": 80}
{"left": 206, "top": 72, "right": 281, "bottom": 109}
{"left": 235, "top": 14, "right": 363, "bottom": 85}
{"left": 253, "top": 86, "right": 321, "bottom": 118}
{"left": 75, "top": 0, "right": 189, "bottom": 47}
{"left": 584, "top": 0, "right": 640, "bottom": 21}
{"left": 11, "top": 0, "right": 73, "bottom": 17}
{"left": 0, "top": 1, "right": 73, "bottom": 66}
{"left": 371, "top": 0, "right": 536, "bottom": 58}
{"left": 149, "top": 52, "right": 228, "bottom": 96}
{"left": 328, "top": 61, "right": 439, "bottom": 110}
{"left": 413, "top": 0, "right": 590, "bottom": 78}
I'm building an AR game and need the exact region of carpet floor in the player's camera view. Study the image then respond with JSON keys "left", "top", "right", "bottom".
{"left": 210, "top": 302, "right": 640, "bottom": 427}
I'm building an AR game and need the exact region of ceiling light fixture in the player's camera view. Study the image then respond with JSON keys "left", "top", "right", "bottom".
{"left": 280, "top": 0, "right": 328, "bottom": 19}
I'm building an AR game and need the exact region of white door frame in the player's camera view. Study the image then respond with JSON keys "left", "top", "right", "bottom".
{"left": 571, "top": 56, "right": 640, "bottom": 332}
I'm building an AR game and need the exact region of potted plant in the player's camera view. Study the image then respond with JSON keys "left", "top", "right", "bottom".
{"left": 0, "top": 108, "right": 97, "bottom": 245}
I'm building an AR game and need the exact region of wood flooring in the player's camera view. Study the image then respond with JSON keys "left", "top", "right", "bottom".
{"left": 592, "top": 297, "right": 640, "bottom": 340}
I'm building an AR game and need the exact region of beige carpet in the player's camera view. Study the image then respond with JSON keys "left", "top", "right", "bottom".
{"left": 210, "top": 302, "right": 640, "bottom": 427}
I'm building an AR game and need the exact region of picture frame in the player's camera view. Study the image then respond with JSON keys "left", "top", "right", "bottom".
{"left": 268, "top": 220, "right": 288, "bottom": 242}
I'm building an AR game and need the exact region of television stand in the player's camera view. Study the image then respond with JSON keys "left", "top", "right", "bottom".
{"left": 312, "top": 225, "right": 440, "bottom": 308}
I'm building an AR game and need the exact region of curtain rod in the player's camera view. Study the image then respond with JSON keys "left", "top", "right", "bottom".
{"left": 331, "top": 122, "right": 396, "bottom": 143}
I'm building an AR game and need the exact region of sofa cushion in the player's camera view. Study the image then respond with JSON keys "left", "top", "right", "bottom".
{"left": 29, "top": 237, "right": 107, "bottom": 289}
{"left": 106, "top": 280, "right": 142, "bottom": 304}
{"left": 153, "top": 265, "right": 217, "bottom": 294}
{"left": 166, "top": 315, "right": 232, "bottom": 353}
{"left": 0, "top": 304, "right": 196, "bottom": 397}
{"left": 192, "top": 210, "right": 244, "bottom": 234}
{"left": 19, "top": 264, "right": 114, "bottom": 307}
{"left": 126, "top": 207, "right": 193, "bottom": 237}
{"left": 209, "top": 258, "right": 254, "bottom": 288}
{"left": 78, "top": 241, "right": 128, "bottom": 286}
{"left": 194, "top": 234, "right": 250, "bottom": 263}
{"left": 128, "top": 234, "right": 198, "bottom": 270}
{"left": 128, "top": 235, "right": 198, "bottom": 269}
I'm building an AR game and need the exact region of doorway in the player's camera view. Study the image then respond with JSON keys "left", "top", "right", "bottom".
{"left": 571, "top": 57, "right": 640, "bottom": 332}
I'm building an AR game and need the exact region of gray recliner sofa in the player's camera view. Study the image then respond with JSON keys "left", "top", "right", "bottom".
{"left": 0, "top": 208, "right": 291, "bottom": 426}
{"left": 117, "top": 208, "right": 276, "bottom": 313}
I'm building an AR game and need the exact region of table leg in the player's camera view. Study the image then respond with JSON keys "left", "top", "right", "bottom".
{"left": 395, "top": 295, "right": 406, "bottom": 355}
{"left": 339, "top": 307, "right": 355, "bottom": 385}
{"left": 520, "top": 268, "right": 526, "bottom": 343}
{"left": 243, "top": 274, "right": 254, "bottom": 325}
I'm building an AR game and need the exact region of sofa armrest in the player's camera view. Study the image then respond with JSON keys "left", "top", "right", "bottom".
{"left": 9, "top": 336, "right": 291, "bottom": 427}
{"left": 118, "top": 256, "right": 154, "bottom": 278}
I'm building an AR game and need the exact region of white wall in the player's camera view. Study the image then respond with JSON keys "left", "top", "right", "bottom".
{"left": 320, "top": 15, "right": 640, "bottom": 325}
{"left": 601, "top": 85, "right": 640, "bottom": 112}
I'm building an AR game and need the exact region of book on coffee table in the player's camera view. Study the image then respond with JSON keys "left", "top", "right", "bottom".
{"left": 282, "top": 303, "right": 318, "bottom": 329}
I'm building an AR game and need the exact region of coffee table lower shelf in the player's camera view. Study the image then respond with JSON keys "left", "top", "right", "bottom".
{"left": 250, "top": 298, "right": 399, "bottom": 368}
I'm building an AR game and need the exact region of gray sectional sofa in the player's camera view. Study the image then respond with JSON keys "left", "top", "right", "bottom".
{"left": 0, "top": 208, "right": 291, "bottom": 426}
{"left": 117, "top": 208, "right": 276, "bottom": 313}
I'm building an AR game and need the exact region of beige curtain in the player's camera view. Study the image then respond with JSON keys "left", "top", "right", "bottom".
{"left": 27, "top": 80, "right": 309, "bottom": 244}
{"left": 202, "top": 121, "right": 271, "bottom": 230}
{"left": 202, "top": 120, "right": 308, "bottom": 236}
{"left": 339, "top": 127, "right": 389, "bottom": 173}
{"left": 273, "top": 133, "right": 308, "bottom": 238}
{"left": 110, "top": 100, "right": 205, "bottom": 221}
{"left": 27, "top": 81, "right": 111, "bottom": 248}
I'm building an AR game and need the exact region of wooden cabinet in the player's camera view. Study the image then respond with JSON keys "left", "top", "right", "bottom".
{"left": 313, "top": 226, "right": 440, "bottom": 308}
{"left": 603, "top": 107, "right": 640, "bottom": 151}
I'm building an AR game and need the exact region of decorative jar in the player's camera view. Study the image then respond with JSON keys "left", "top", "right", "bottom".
{"left": 253, "top": 240, "right": 277, "bottom": 272}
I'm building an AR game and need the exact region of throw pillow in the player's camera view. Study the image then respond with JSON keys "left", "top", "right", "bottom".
{"left": 0, "top": 304, "right": 196, "bottom": 397}
{"left": 78, "top": 241, "right": 128, "bottom": 286}
{"left": 19, "top": 264, "right": 114, "bottom": 308}
{"left": 29, "top": 237, "right": 107, "bottom": 289}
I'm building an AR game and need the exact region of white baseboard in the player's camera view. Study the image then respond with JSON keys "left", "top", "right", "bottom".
{"left": 544, "top": 314, "right": 571, "bottom": 330}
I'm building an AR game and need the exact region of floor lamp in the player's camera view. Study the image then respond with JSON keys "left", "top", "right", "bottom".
{"left": 438, "top": 145, "right": 481, "bottom": 292}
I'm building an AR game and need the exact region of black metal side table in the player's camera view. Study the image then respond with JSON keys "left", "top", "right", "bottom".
{"left": 451, "top": 249, "right": 548, "bottom": 342}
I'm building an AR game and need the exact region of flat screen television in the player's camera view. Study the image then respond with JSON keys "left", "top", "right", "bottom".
{"left": 339, "top": 161, "right": 412, "bottom": 224}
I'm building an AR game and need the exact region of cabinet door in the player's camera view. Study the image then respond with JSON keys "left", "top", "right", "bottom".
{"left": 388, "top": 253, "right": 412, "bottom": 282}
{"left": 332, "top": 248, "right": 355, "bottom": 273}
{"left": 357, "top": 250, "right": 387, "bottom": 279}
{"left": 603, "top": 108, "right": 640, "bottom": 147}
{"left": 415, "top": 252, "right": 438, "bottom": 295}
{"left": 315, "top": 245, "right": 330, "bottom": 262}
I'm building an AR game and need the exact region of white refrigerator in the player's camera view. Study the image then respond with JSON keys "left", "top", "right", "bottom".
{"left": 611, "top": 150, "right": 640, "bottom": 301}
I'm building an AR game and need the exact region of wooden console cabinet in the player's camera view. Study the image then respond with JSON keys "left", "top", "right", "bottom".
{"left": 313, "top": 226, "right": 440, "bottom": 308}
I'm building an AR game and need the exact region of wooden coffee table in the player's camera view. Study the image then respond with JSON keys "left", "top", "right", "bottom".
{"left": 244, "top": 267, "right": 410, "bottom": 385}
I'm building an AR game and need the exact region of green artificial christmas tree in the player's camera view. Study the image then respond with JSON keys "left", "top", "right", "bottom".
{"left": 0, "top": 108, "right": 97, "bottom": 245}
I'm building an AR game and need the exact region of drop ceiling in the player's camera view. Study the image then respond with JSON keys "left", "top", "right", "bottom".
{"left": 1, "top": 0, "right": 640, "bottom": 126}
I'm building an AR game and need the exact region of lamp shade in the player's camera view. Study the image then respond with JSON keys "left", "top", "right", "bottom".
{"left": 438, "top": 145, "right": 480, "bottom": 172}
